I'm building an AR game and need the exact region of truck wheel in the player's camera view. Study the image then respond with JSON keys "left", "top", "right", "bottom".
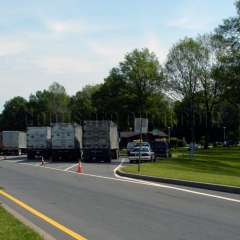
{"left": 105, "top": 155, "right": 111, "bottom": 163}
{"left": 52, "top": 154, "right": 57, "bottom": 162}
{"left": 105, "top": 158, "right": 111, "bottom": 163}
{"left": 115, "top": 150, "right": 119, "bottom": 160}
{"left": 18, "top": 149, "right": 21, "bottom": 156}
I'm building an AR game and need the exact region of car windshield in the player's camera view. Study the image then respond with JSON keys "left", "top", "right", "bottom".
{"left": 127, "top": 142, "right": 136, "bottom": 148}
{"left": 133, "top": 147, "right": 149, "bottom": 152}
{"left": 135, "top": 142, "right": 150, "bottom": 147}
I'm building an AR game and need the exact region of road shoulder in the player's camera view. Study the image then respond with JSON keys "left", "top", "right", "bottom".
{"left": 117, "top": 168, "right": 240, "bottom": 194}
{"left": 1, "top": 203, "right": 56, "bottom": 240}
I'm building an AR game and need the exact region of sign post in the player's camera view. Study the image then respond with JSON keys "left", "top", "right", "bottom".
{"left": 134, "top": 117, "right": 148, "bottom": 172}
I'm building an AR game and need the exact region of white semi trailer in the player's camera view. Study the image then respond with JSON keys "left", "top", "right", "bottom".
{"left": 27, "top": 127, "right": 51, "bottom": 159}
{"left": 83, "top": 120, "right": 119, "bottom": 163}
{"left": 0, "top": 132, "right": 3, "bottom": 154}
{"left": 51, "top": 123, "right": 82, "bottom": 161}
{"left": 2, "top": 131, "right": 26, "bottom": 155}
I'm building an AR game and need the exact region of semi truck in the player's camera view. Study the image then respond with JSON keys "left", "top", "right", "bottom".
{"left": 0, "top": 132, "right": 3, "bottom": 154}
{"left": 27, "top": 127, "right": 51, "bottom": 160}
{"left": 51, "top": 123, "right": 82, "bottom": 161}
{"left": 2, "top": 131, "right": 26, "bottom": 155}
{"left": 83, "top": 120, "right": 119, "bottom": 163}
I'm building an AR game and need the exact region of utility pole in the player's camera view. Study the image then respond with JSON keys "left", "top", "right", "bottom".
{"left": 223, "top": 126, "right": 226, "bottom": 145}
{"left": 138, "top": 114, "right": 142, "bottom": 173}
{"left": 168, "top": 126, "right": 171, "bottom": 144}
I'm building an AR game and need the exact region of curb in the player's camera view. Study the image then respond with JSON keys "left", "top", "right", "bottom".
{"left": 116, "top": 169, "right": 240, "bottom": 194}
{"left": 1, "top": 203, "right": 56, "bottom": 240}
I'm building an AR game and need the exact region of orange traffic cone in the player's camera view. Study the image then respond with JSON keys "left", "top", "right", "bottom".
{"left": 77, "top": 160, "right": 83, "bottom": 173}
{"left": 41, "top": 156, "right": 45, "bottom": 166}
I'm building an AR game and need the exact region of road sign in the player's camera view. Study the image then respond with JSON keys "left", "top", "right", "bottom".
{"left": 134, "top": 118, "right": 148, "bottom": 133}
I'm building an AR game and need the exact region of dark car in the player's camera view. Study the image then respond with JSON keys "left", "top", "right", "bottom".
{"left": 151, "top": 139, "right": 170, "bottom": 158}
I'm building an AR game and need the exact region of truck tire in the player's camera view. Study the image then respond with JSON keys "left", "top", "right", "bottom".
{"left": 17, "top": 149, "right": 21, "bottom": 156}
{"left": 51, "top": 153, "right": 57, "bottom": 162}
{"left": 27, "top": 152, "right": 35, "bottom": 160}
{"left": 104, "top": 154, "right": 111, "bottom": 163}
{"left": 27, "top": 153, "right": 31, "bottom": 160}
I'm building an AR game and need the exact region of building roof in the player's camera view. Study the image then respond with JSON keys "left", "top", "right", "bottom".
{"left": 120, "top": 131, "right": 167, "bottom": 138}
{"left": 151, "top": 130, "right": 168, "bottom": 137}
{"left": 120, "top": 131, "right": 140, "bottom": 138}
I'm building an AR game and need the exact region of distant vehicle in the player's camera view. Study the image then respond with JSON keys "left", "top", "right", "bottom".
{"left": 151, "top": 139, "right": 170, "bottom": 158}
{"left": 129, "top": 146, "right": 155, "bottom": 163}
{"left": 2, "top": 131, "right": 26, "bottom": 155}
{"left": 135, "top": 142, "right": 151, "bottom": 148}
{"left": 51, "top": 123, "right": 83, "bottom": 161}
{"left": 27, "top": 127, "right": 51, "bottom": 160}
{"left": 127, "top": 141, "right": 151, "bottom": 155}
{"left": 127, "top": 142, "right": 136, "bottom": 155}
{"left": 83, "top": 120, "right": 119, "bottom": 163}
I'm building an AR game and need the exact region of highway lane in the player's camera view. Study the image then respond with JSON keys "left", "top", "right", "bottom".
{"left": 0, "top": 158, "right": 240, "bottom": 240}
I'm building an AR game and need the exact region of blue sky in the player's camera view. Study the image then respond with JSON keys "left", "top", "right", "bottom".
{"left": 0, "top": 0, "right": 237, "bottom": 111}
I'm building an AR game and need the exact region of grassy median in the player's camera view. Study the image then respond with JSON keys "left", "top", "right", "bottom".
{"left": 122, "top": 147, "right": 240, "bottom": 187}
{"left": 0, "top": 205, "right": 42, "bottom": 240}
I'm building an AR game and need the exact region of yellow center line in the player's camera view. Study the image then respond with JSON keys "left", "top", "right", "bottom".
{"left": 0, "top": 190, "right": 87, "bottom": 240}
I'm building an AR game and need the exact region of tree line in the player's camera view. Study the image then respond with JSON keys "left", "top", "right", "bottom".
{"left": 0, "top": 1, "right": 240, "bottom": 148}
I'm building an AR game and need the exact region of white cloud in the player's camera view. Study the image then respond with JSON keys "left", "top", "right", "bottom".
{"left": 167, "top": 16, "right": 210, "bottom": 30}
{"left": 34, "top": 56, "right": 105, "bottom": 75}
{"left": 46, "top": 19, "right": 117, "bottom": 34}
{"left": 88, "top": 34, "right": 169, "bottom": 66}
{"left": 145, "top": 34, "right": 169, "bottom": 64}
{"left": 88, "top": 41, "right": 127, "bottom": 65}
{"left": 47, "top": 20, "right": 87, "bottom": 33}
{"left": 0, "top": 40, "right": 27, "bottom": 56}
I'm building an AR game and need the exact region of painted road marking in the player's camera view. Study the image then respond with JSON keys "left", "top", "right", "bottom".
{"left": 64, "top": 163, "right": 79, "bottom": 171}
{"left": 0, "top": 190, "right": 87, "bottom": 240}
{"left": 1, "top": 159, "right": 240, "bottom": 204}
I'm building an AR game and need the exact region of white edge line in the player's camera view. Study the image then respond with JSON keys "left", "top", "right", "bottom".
{"left": 64, "top": 163, "right": 79, "bottom": 172}
{"left": 2, "top": 159, "right": 240, "bottom": 204}
{"left": 113, "top": 158, "right": 240, "bottom": 204}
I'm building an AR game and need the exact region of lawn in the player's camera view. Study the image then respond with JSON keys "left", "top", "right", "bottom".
{"left": 0, "top": 205, "right": 42, "bottom": 240}
{"left": 122, "top": 146, "right": 240, "bottom": 187}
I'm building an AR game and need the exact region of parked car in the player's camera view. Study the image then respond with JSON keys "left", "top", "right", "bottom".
{"left": 129, "top": 146, "right": 155, "bottom": 163}
{"left": 127, "top": 142, "right": 136, "bottom": 155}
{"left": 127, "top": 141, "right": 151, "bottom": 156}
{"left": 151, "top": 139, "right": 170, "bottom": 158}
{"left": 135, "top": 142, "right": 151, "bottom": 148}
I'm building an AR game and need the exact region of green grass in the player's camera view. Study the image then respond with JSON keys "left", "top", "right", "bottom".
{"left": 122, "top": 146, "right": 240, "bottom": 187}
{"left": 0, "top": 205, "right": 42, "bottom": 240}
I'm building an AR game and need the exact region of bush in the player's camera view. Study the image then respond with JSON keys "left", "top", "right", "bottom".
{"left": 170, "top": 137, "right": 186, "bottom": 148}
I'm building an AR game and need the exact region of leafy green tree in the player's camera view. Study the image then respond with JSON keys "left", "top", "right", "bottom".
{"left": 214, "top": 0, "right": 240, "bottom": 106}
{"left": 166, "top": 38, "right": 205, "bottom": 144}
{"left": 196, "top": 34, "right": 222, "bottom": 148}
{"left": 0, "top": 97, "right": 28, "bottom": 130}
{"left": 119, "top": 48, "right": 165, "bottom": 112}
{"left": 93, "top": 48, "right": 166, "bottom": 129}
{"left": 28, "top": 82, "right": 70, "bottom": 125}
{"left": 70, "top": 85, "right": 100, "bottom": 123}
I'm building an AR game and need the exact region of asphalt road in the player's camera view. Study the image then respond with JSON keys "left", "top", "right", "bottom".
{"left": 0, "top": 157, "right": 240, "bottom": 240}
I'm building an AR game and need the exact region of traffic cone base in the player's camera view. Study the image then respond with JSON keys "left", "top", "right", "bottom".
{"left": 41, "top": 157, "right": 45, "bottom": 166}
{"left": 77, "top": 160, "right": 83, "bottom": 173}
